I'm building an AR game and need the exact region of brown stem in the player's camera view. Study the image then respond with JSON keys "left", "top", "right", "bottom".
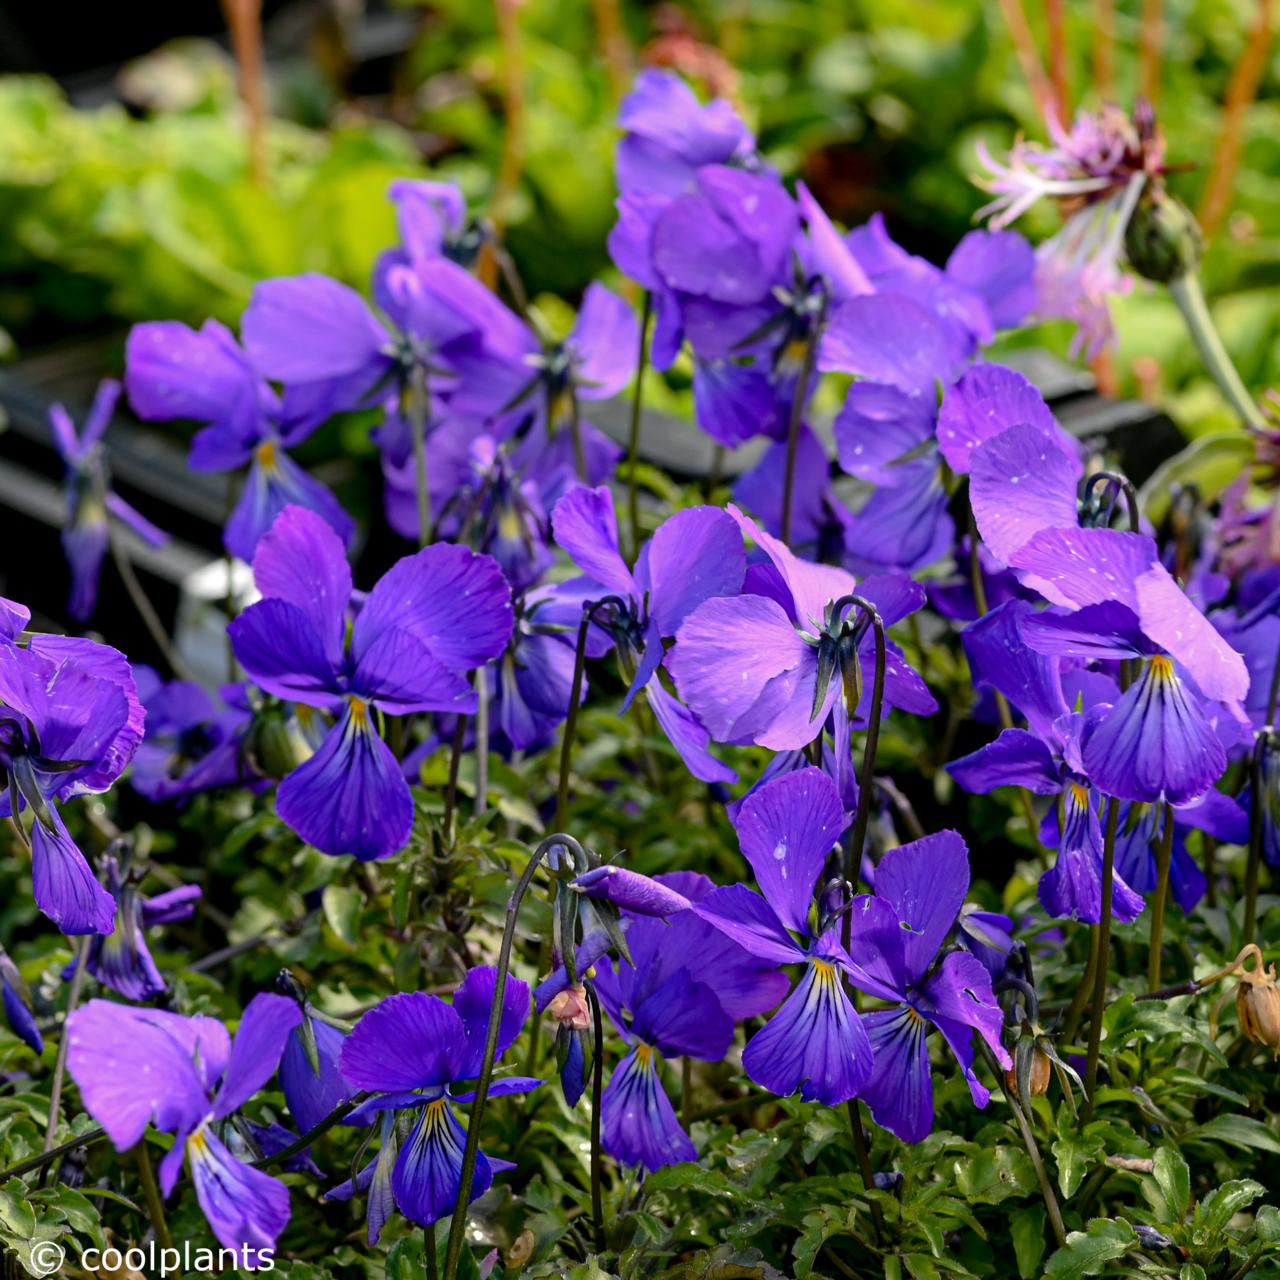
{"left": 221, "top": 0, "right": 268, "bottom": 185}
{"left": 1045, "top": 0, "right": 1070, "bottom": 124}
{"left": 1139, "top": 0, "right": 1164, "bottom": 106}
{"left": 490, "top": 0, "right": 526, "bottom": 234}
{"left": 995, "top": 0, "right": 1056, "bottom": 121}
{"left": 1147, "top": 802, "right": 1176, "bottom": 990}
{"left": 1092, "top": 0, "right": 1116, "bottom": 97}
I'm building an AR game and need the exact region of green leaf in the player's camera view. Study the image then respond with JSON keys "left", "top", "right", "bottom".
{"left": 1152, "top": 1145, "right": 1192, "bottom": 1223}
{"left": 1044, "top": 1219, "right": 1136, "bottom": 1278}
{"left": 0, "top": 1179, "right": 35, "bottom": 1239}
{"left": 321, "top": 883, "right": 363, "bottom": 947}
{"left": 1256, "top": 1205, "right": 1280, "bottom": 1244}
{"left": 955, "top": 1146, "right": 1035, "bottom": 1204}
{"left": 1052, "top": 1136, "right": 1096, "bottom": 1199}
{"left": 1198, "top": 1179, "right": 1265, "bottom": 1234}
{"left": 903, "top": 1256, "right": 941, "bottom": 1280}
{"left": 1178, "top": 1265, "right": 1207, "bottom": 1280}
{"left": 1137, "top": 431, "right": 1254, "bottom": 525}
{"left": 1010, "top": 1205, "right": 1047, "bottom": 1279}
{"left": 1191, "top": 1116, "right": 1280, "bottom": 1155}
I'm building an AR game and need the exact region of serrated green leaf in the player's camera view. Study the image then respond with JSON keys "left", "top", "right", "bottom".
{"left": 1052, "top": 1136, "right": 1097, "bottom": 1199}
{"left": 1044, "top": 1219, "right": 1136, "bottom": 1278}
{"left": 1198, "top": 1179, "right": 1265, "bottom": 1234}
{"left": 1153, "top": 1145, "right": 1191, "bottom": 1223}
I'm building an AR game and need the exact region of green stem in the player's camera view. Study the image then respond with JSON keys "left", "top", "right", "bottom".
{"left": 554, "top": 603, "right": 595, "bottom": 831}
{"left": 252, "top": 1094, "right": 365, "bottom": 1169}
{"left": 780, "top": 307, "right": 825, "bottom": 545}
{"left": 442, "top": 715, "right": 468, "bottom": 849}
{"left": 410, "top": 365, "right": 432, "bottom": 547}
{"left": 847, "top": 1097, "right": 884, "bottom": 1243}
{"left": 425, "top": 1225, "right": 440, "bottom": 1280}
{"left": 981, "top": 1042, "right": 1067, "bottom": 1248}
{"left": 1082, "top": 797, "right": 1121, "bottom": 1122}
{"left": 587, "top": 986, "right": 605, "bottom": 1253}
{"left": 474, "top": 672, "right": 489, "bottom": 820}
{"left": 442, "top": 834, "right": 587, "bottom": 1280}
{"left": 681, "top": 1056, "right": 693, "bottom": 1131}
{"left": 0, "top": 1127, "right": 106, "bottom": 1181}
{"left": 1168, "top": 274, "right": 1267, "bottom": 433}
{"left": 1147, "top": 803, "right": 1176, "bottom": 990}
{"left": 1061, "top": 924, "right": 1100, "bottom": 1044}
{"left": 108, "top": 526, "right": 196, "bottom": 683}
{"left": 134, "top": 1141, "right": 173, "bottom": 1250}
{"left": 44, "top": 939, "right": 90, "bottom": 1154}
{"left": 625, "top": 292, "right": 653, "bottom": 566}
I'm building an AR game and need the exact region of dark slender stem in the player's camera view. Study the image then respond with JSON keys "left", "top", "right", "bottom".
{"left": 1227, "top": 1244, "right": 1267, "bottom": 1280}
{"left": 780, "top": 307, "right": 824, "bottom": 545}
{"left": 980, "top": 1042, "right": 1067, "bottom": 1248}
{"left": 1147, "top": 802, "right": 1176, "bottom": 989}
{"left": 837, "top": 596, "right": 886, "bottom": 906}
{"left": 443, "top": 716, "right": 468, "bottom": 848}
{"left": 134, "top": 1141, "right": 172, "bottom": 1249}
{"left": 0, "top": 1126, "right": 106, "bottom": 1181}
{"left": 681, "top": 1056, "right": 693, "bottom": 1131}
{"left": 410, "top": 366, "right": 432, "bottom": 548}
{"left": 44, "top": 939, "right": 90, "bottom": 1154}
{"left": 442, "top": 834, "right": 586, "bottom": 1280}
{"left": 252, "top": 1094, "right": 364, "bottom": 1169}
{"left": 625, "top": 292, "right": 653, "bottom": 566}
{"left": 847, "top": 1098, "right": 884, "bottom": 1242}
{"left": 587, "top": 986, "right": 605, "bottom": 1253}
{"left": 1082, "top": 797, "right": 1121, "bottom": 1122}
{"left": 474, "top": 673, "right": 489, "bottom": 820}
{"left": 425, "top": 1225, "right": 440, "bottom": 1280}
{"left": 108, "top": 527, "right": 196, "bottom": 682}
{"left": 1244, "top": 642, "right": 1280, "bottom": 944}
{"left": 555, "top": 605, "right": 595, "bottom": 831}
{"left": 1082, "top": 471, "right": 1141, "bottom": 534}
{"left": 1060, "top": 925, "right": 1100, "bottom": 1043}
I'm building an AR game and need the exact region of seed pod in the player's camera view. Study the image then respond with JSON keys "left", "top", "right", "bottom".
{"left": 1236, "top": 973, "right": 1280, "bottom": 1057}
{"left": 1124, "top": 187, "right": 1202, "bottom": 284}
{"left": 1005, "top": 1045, "right": 1052, "bottom": 1101}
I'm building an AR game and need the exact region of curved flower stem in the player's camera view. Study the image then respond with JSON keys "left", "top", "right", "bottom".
{"left": 474, "top": 672, "right": 490, "bottom": 819}
{"left": 981, "top": 1042, "right": 1067, "bottom": 1248}
{"left": 555, "top": 600, "right": 614, "bottom": 831}
{"left": 43, "top": 938, "right": 90, "bottom": 1157}
{"left": 1243, "top": 642, "right": 1280, "bottom": 945}
{"left": 442, "top": 833, "right": 586, "bottom": 1280}
{"left": 1168, "top": 274, "right": 1268, "bottom": 433}
{"left": 1146, "top": 803, "right": 1177, "bottom": 990}
{"left": 108, "top": 526, "right": 196, "bottom": 683}
{"left": 846, "top": 1098, "right": 884, "bottom": 1243}
{"left": 780, "top": 303, "right": 825, "bottom": 545}
{"left": 410, "top": 366, "right": 432, "bottom": 548}
{"left": 134, "top": 1141, "right": 173, "bottom": 1250}
{"left": 1082, "top": 796, "right": 1121, "bottom": 1123}
{"left": 1082, "top": 471, "right": 1141, "bottom": 534}
{"left": 625, "top": 292, "right": 653, "bottom": 566}
{"left": 587, "top": 986, "right": 605, "bottom": 1253}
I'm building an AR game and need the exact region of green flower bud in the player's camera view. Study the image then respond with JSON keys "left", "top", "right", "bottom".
{"left": 1124, "top": 187, "right": 1202, "bottom": 284}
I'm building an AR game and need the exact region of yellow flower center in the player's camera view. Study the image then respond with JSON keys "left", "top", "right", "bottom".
{"left": 1149, "top": 655, "right": 1174, "bottom": 680}
{"left": 255, "top": 440, "right": 277, "bottom": 469}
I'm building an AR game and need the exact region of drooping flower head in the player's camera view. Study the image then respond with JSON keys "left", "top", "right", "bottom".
{"left": 560, "top": 870, "right": 787, "bottom": 1171}
{"left": 0, "top": 947, "right": 43, "bottom": 1055}
{"left": 0, "top": 612, "right": 144, "bottom": 934}
{"left": 228, "top": 506, "right": 513, "bottom": 860}
{"left": 67, "top": 994, "right": 303, "bottom": 1262}
{"left": 332, "top": 967, "right": 539, "bottom": 1242}
{"left": 48, "top": 379, "right": 168, "bottom": 621}
{"left": 71, "top": 854, "right": 201, "bottom": 1001}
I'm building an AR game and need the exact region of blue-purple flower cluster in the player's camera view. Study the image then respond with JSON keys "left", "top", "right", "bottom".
{"left": 0, "top": 69, "right": 1271, "bottom": 1270}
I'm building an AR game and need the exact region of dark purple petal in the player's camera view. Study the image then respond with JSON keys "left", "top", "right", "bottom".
{"left": 1010, "top": 527, "right": 1158, "bottom": 611}
{"left": 641, "top": 505, "right": 746, "bottom": 637}
{"left": 819, "top": 295, "right": 961, "bottom": 394}
{"left": 276, "top": 706, "right": 414, "bottom": 861}
{"left": 225, "top": 450, "right": 355, "bottom": 565}
{"left": 573, "top": 866, "right": 693, "bottom": 917}
{"left": 691, "top": 884, "right": 806, "bottom": 965}
{"left": 550, "top": 485, "right": 635, "bottom": 598}
{"left": 31, "top": 810, "right": 116, "bottom": 936}
{"left": 873, "top": 831, "right": 969, "bottom": 981}
{"left": 392, "top": 1099, "right": 496, "bottom": 1227}
{"left": 797, "top": 181, "right": 874, "bottom": 299}
{"left": 212, "top": 993, "right": 304, "bottom": 1120}
{"left": 834, "top": 382, "right": 936, "bottom": 487}
{"left": 342, "top": 992, "right": 467, "bottom": 1092}
{"left": 568, "top": 284, "right": 639, "bottom": 399}
{"left": 948, "top": 729, "right": 1062, "bottom": 795}
{"left": 645, "top": 680, "right": 738, "bottom": 784}
{"left": 733, "top": 767, "right": 847, "bottom": 935}
{"left": 601, "top": 1046, "right": 697, "bottom": 1171}
{"left": 281, "top": 1019, "right": 356, "bottom": 1135}
{"left": 228, "top": 599, "right": 341, "bottom": 706}
{"left": 742, "top": 959, "right": 872, "bottom": 1106}
{"left": 451, "top": 966, "right": 531, "bottom": 1078}
{"left": 945, "top": 231, "right": 1037, "bottom": 330}
{"left": 351, "top": 626, "right": 476, "bottom": 714}
{"left": 858, "top": 1007, "right": 934, "bottom": 1142}
{"left": 631, "top": 970, "right": 734, "bottom": 1060}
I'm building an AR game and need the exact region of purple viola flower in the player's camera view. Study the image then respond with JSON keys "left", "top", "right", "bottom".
{"left": 550, "top": 485, "right": 746, "bottom": 782}
{"left": 0, "top": 622, "right": 144, "bottom": 934}
{"left": 845, "top": 831, "right": 1011, "bottom": 1142}
{"left": 0, "top": 948, "right": 43, "bottom": 1055}
{"left": 71, "top": 856, "right": 201, "bottom": 1001}
{"left": 688, "top": 768, "right": 881, "bottom": 1105}
{"left": 332, "top": 967, "right": 539, "bottom": 1241}
{"left": 947, "top": 600, "right": 1145, "bottom": 924}
{"left": 280, "top": 1015, "right": 358, "bottom": 1136}
{"left": 1113, "top": 791, "right": 1246, "bottom": 915}
{"left": 383, "top": 180, "right": 471, "bottom": 267}
{"left": 576, "top": 872, "right": 788, "bottom": 1170}
{"left": 48, "top": 379, "right": 168, "bottom": 621}
{"left": 67, "top": 993, "right": 303, "bottom": 1262}
{"left": 125, "top": 320, "right": 355, "bottom": 561}
{"left": 130, "top": 668, "right": 255, "bottom": 801}
{"left": 228, "top": 506, "right": 513, "bottom": 860}
{"left": 668, "top": 506, "right": 934, "bottom": 751}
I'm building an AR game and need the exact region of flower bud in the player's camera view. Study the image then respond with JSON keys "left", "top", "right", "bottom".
{"left": 245, "top": 704, "right": 317, "bottom": 780}
{"left": 1124, "top": 188, "right": 1201, "bottom": 284}
{"left": 547, "top": 983, "right": 591, "bottom": 1031}
{"left": 1236, "top": 968, "right": 1280, "bottom": 1057}
{"left": 1005, "top": 1046, "right": 1052, "bottom": 1100}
